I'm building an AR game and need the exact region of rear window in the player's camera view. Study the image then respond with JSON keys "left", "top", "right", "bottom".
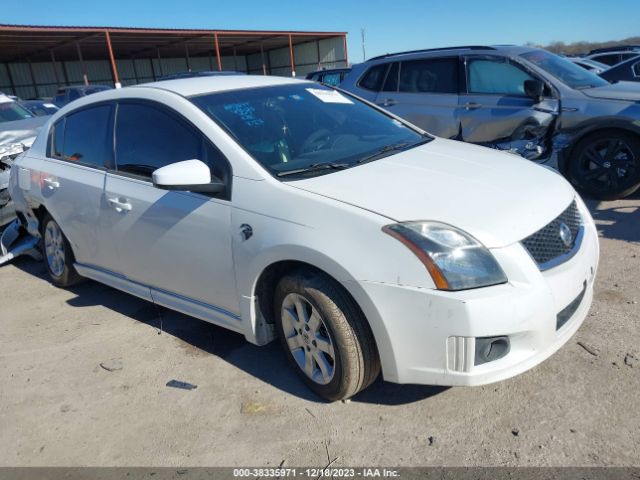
{"left": 0, "top": 99, "right": 33, "bottom": 123}
{"left": 382, "top": 62, "right": 399, "bottom": 92}
{"left": 399, "top": 58, "right": 458, "bottom": 94}
{"left": 358, "top": 64, "right": 388, "bottom": 91}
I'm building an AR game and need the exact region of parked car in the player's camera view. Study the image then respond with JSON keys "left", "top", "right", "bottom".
{"left": 19, "top": 99, "right": 59, "bottom": 117}
{"left": 585, "top": 45, "right": 640, "bottom": 66}
{"left": 6, "top": 75, "right": 599, "bottom": 400}
{"left": 599, "top": 55, "right": 640, "bottom": 83}
{"left": 340, "top": 45, "right": 640, "bottom": 199}
{"left": 158, "top": 71, "right": 245, "bottom": 81}
{"left": 567, "top": 56, "right": 608, "bottom": 74}
{"left": 0, "top": 95, "right": 50, "bottom": 227}
{"left": 53, "top": 85, "right": 113, "bottom": 107}
{"left": 305, "top": 68, "right": 352, "bottom": 86}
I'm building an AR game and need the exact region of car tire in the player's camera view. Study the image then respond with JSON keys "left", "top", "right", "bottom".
{"left": 40, "top": 212, "right": 83, "bottom": 287}
{"left": 274, "top": 270, "right": 380, "bottom": 401}
{"left": 568, "top": 130, "right": 640, "bottom": 200}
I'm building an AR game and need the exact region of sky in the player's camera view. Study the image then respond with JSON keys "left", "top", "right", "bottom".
{"left": 4, "top": 0, "right": 640, "bottom": 62}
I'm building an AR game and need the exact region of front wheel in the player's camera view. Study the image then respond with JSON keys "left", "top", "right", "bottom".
{"left": 41, "top": 213, "right": 83, "bottom": 287}
{"left": 567, "top": 131, "right": 640, "bottom": 200}
{"left": 274, "top": 270, "right": 380, "bottom": 401}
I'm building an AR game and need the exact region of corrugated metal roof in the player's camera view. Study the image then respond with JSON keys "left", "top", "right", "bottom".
{"left": 0, "top": 24, "right": 347, "bottom": 62}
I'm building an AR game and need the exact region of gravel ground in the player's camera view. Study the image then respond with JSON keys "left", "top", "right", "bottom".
{"left": 0, "top": 195, "right": 638, "bottom": 467}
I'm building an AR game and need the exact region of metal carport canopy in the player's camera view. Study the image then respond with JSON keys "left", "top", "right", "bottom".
{"left": 0, "top": 24, "right": 348, "bottom": 81}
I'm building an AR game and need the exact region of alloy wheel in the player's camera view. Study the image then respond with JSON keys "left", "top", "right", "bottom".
{"left": 281, "top": 293, "right": 336, "bottom": 385}
{"left": 577, "top": 137, "right": 637, "bottom": 191}
{"left": 44, "top": 220, "right": 65, "bottom": 277}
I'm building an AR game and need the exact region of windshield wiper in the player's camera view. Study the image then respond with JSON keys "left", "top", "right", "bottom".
{"left": 357, "top": 139, "right": 430, "bottom": 165}
{"left": 276, "top": 162, "right": 350, "bottom": 177}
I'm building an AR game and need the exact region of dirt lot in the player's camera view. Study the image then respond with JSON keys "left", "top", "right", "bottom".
{"left": 0, "top": 196, "right": 638, "bottom": 467}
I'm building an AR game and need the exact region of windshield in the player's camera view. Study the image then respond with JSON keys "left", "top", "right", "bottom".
{"left": 0, "top": 98, "right": 34, "bottom": 123}
{"left": 520, "top": 50, "right": 609, "bottom": 89}
{"left": 191, "top": 83, "right": 428, "bottom": 178}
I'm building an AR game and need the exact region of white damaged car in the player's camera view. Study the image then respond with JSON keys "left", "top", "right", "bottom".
{"left": 7, "top": 75, "right": 599, "bottom": 400}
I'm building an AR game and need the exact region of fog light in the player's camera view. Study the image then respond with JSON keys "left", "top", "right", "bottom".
{"left": 474, "top": 336, "right": 510, "bottom": 366}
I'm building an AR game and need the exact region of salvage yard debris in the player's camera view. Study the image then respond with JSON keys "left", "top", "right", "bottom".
{"left": 99, "top": 358, "right": 123, "bottom": 372}
{"left": 577, "top": 341, "right": 599, "bottom": 356}
{"left": 166, "top": 379, "right": 197, "bottom": 390}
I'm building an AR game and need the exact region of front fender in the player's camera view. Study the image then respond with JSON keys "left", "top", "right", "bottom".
{"left": 239, "top": 243, "right": 398, "bottom": 379}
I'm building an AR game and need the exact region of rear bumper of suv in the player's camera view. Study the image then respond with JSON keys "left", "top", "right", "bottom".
{"left": 351, "top": 203, "right": 599, "bottom": 386}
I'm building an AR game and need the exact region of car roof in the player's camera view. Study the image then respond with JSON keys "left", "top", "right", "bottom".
{"left": 136, "top": 74, "right": 309, "bottom": 97}
{"left": 588, "top": 45, "right": 640, "bottom": 55}
{"left": 58, "top": 85, "right": 111, "bottom": 92}
{"left": 365, "top": 45, "right": 534, "bottom": 62}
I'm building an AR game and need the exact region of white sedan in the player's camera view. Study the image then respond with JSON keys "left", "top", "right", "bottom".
{"left": 7, "top": 75, "right": 599, "bottom": 400}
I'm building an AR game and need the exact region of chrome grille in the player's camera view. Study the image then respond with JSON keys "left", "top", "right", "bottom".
{"left": 521, "top": 200, "right": 582, "bottom": 270}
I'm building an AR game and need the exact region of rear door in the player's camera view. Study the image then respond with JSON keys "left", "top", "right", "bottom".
{"left": 103, "top": 100, "right": 240, "bottom": 321}
{"left": 40, "top": 103, "right": 118, "bottom": 270}
{"left": 458, "top": 55, "right": 559, "bottom": 159}
{"left": 374, "top": 57, "right": 460, "bottom": 138}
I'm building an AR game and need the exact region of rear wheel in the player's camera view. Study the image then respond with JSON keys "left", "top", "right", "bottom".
{"left": 568, "top": 131, "right": 640, "bottom": 200}
{"left": 41, "top": 213, "right": 82, "bottom": 287}
{"left": 274, "top": 270, "right": 380, "bottom": 401}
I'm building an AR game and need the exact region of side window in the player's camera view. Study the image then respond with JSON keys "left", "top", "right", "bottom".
{"left": 115, "top": 103, "right": 229, "bottom": 189}
{"left": 69, "top": 89, "right": 82, "bottom": 101}
{"left": 382, "top": 62, "right": 399, "bottom": 92}
{"left": 620, "top": 53, "right": 637, "bottom": 62}
{"left": 592, "top": 54, "right": 620, "bottom": 66}
{"left": 467, "top": 58, "right": 534, "bottom": 96}
{"left": 61, "top": 105, "right": 112, "bottom": 167}
{"left": 320, "top": 72, "right": 342, "bottom": 86}
{"left": 399, "top": 58, "right": 457, "bottom": 93}
{"left": 358, "top": 64, "right": 388, "bottom": 91}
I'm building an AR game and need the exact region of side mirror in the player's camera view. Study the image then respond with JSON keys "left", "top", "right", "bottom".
{"left": 152, "top": 159, "right": 225, "bottom": 194}
{"left": 524, "top": 79, "right": 544, "bottom": 102}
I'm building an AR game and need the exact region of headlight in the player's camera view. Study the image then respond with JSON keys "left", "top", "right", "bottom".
{"left": 382, "top": 221, "right": 507, "bottom": 291}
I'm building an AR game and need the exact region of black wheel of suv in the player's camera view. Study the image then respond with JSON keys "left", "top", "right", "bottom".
{"left": 568, "top": 130, "right": 640, "bottom": 200}
{"left": 274, "top": 270, "right": 380, "bottom": 401}
{"left": 40, "top": 212, "right": 83, "bottom": 287}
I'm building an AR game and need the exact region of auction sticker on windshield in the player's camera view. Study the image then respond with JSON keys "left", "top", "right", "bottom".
{"left": 306, "top": 88, "right": 353, "bottom": 104}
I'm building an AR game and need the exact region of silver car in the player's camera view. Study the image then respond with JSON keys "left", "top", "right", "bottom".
{"left": 340, "top": 45, "right": 640, "bottom": 200}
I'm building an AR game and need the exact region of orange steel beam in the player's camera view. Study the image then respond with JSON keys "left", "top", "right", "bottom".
{"left": 105, "top": 30, "right": 120, "bottom": 85}
{"left": 288, "top": 34, "right": 295, "bottom": 77}
{"left": 214, "top": 32, "right": 222, "bottom": 71}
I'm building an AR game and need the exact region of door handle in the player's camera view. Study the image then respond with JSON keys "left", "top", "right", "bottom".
{"left": 464, "top": 102, "right": 482, "bottom": 110}
{"left": 107, "top": 197, "right": 132, "bottom": 213}
{"left": 43, "top": 177, "right": 60, "bottom": 189}
{"left": 378, "top": 98, "right": 398, "bottom": 107}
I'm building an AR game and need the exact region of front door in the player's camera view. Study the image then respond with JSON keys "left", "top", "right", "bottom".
{"left": 458, "top": 56, "right": 559, "bottom": 159}
{"left": 103, "top": 101, "right": 239, "bottom": 323}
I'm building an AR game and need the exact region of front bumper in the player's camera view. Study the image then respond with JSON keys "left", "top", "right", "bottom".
{"left": 355, "top": 204, "right": 599, "bottom": 386}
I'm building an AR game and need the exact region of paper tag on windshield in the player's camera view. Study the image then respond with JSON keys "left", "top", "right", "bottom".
{"left": 306, "top": 88, "right": 353, "bottom": 104}
{"left": 43, "top": 103, "right": 57, "bottom": 108}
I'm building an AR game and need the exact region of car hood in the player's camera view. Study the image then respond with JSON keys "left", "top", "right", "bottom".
{"left": 581, "top": 81, "right": 640, "bottom": 102}
{"left": 0, "top": 115, "right": 49, "bottom": 148}
{"left": 288, "top": 138, "right": 575, "bottom": 248}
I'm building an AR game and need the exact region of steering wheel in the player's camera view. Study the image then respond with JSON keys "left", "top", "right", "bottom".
{"left": 300, "top": 129, "right": 333, "bottom": 153}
